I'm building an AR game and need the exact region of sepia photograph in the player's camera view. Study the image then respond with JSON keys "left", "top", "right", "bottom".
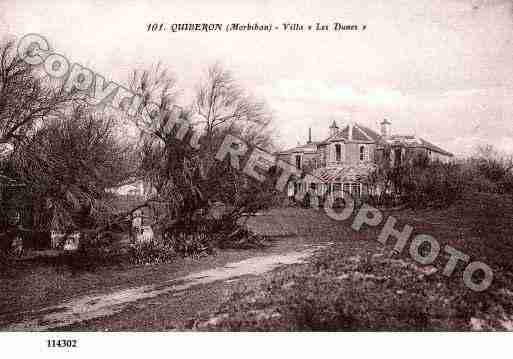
{"left": 0, "top": 0, "right": 512, "bottom": 355}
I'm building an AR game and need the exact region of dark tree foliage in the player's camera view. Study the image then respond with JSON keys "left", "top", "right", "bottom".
{"left": 368, "top": 145, "right": 464, "bottom": 208}
{"left": 10, "top": 106, "right": 135, "bottom": 232}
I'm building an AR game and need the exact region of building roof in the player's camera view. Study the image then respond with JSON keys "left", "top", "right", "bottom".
{"left": 276, "top": 141, "right": 319, "bottom": 155}
{"left": 311, "top": 164, "right": 377, "bottom": 183}
{"left": 277, "top": 121, "right": 453, "bottom": 157}
{"left": 382, "top": 135, "right": 453, "bottom": 157}
{"left": 324, "top": 123, "right": 381, "bottom": 143}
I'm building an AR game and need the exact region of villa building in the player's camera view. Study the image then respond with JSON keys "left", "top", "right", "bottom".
{"left": 276, "top": 119, "right": 454, "bottom": 199}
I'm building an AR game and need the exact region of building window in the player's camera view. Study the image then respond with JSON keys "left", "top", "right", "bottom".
{"left": 394, "top": 148, "right": 402, "bottom": 166}
{"left": 335, "top": 144, "right": 342, "bottom": 162}
{"left": 287, "top": 182, "right": 295, "bottom": 197}
{"left": 351, "top": 183, "right": 361, "bottom": 198}
{"left": 295, "top": 154, "right": 302, "bottom": 169}
{"left": 343, "top": 183, "right": 350, "bottom": 194}
{"left": 318, "top": 183, "right": 327, "bottom": 196}
{"left": 359, "top": 145, "right": 368, "bottom": 161}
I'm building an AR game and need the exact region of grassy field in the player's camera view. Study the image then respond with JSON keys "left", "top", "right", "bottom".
{"left": 2, "top": 192, "right": 513, "bottom": 330}
{"left": 190, "top": 193, "right": 513, "bottom": 331}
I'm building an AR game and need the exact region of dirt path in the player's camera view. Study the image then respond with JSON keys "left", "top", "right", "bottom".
{"left": 0, "top": 208, "right": 338, "bottom": 331}
{"left": 2, "top": 243, "right": 329, "bottom": 331}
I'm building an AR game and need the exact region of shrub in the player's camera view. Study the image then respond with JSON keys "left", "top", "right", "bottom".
{"left": 368, "top": 158, "right": 467, "bottom": 209}
{"left": 127, "top": 239, "right": 179, "bottom": 265}
{"left": 163, "top": 231, "right": 214, "bottom": 258}
{"left": 163, "top": 214, "right": 268, "bottom": 255}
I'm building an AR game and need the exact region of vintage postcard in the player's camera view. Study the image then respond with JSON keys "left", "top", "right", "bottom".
{"left": 0, "top": 0, "right": 511, "bottom": 356}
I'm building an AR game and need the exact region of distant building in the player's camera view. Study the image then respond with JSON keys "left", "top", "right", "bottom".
{"left": 108, "top": 178, "right": 154, "bottom": 199}
{"left": 276, "top": 119, "right": 453, "bottom": 199}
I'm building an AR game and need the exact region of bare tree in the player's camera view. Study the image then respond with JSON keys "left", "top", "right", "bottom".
{"left": 131, "top": 63, "right": 278, "bottom": 251}
{"left": 0, "top": 40, "right": 77, "bottom": 146}
{"left": 194, "top": 63, "right": 273, "bottom": 151}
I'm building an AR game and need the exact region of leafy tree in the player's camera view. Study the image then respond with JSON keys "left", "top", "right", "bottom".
{"left": 369, "top": 145, "right": 464, "bottom": 208}
{"left": 465, "top": 145, "right": 513, "bottom": 194}
{"left": 10, "top": 106, "right": 135, "bottom": 233}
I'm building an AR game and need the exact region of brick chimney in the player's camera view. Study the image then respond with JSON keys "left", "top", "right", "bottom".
{"left": 380, "top": 119, "right": 391, "bottom": 138}
{"left": 348, "top": 122, "right": 354, "bottom": 141}
{"left": 307, "top": 127, "right": 312, "bottom": 144}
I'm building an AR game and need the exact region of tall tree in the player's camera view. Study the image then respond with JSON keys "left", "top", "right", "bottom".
{"left": 11, "top": 106, "right": 135, "bottom": 232}
{"left": 132, "top": 63, "right": 278, "bottom": 244}
{"left": 194, "top": 63, "right": 273, "bottom": 152}
{"left": 0, "top": 40, "right": 77, "bottom": 146}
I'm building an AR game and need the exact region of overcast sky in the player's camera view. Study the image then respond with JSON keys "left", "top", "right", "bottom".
{"left": 1, "top": 0, "right": 513, "bottom": 156}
